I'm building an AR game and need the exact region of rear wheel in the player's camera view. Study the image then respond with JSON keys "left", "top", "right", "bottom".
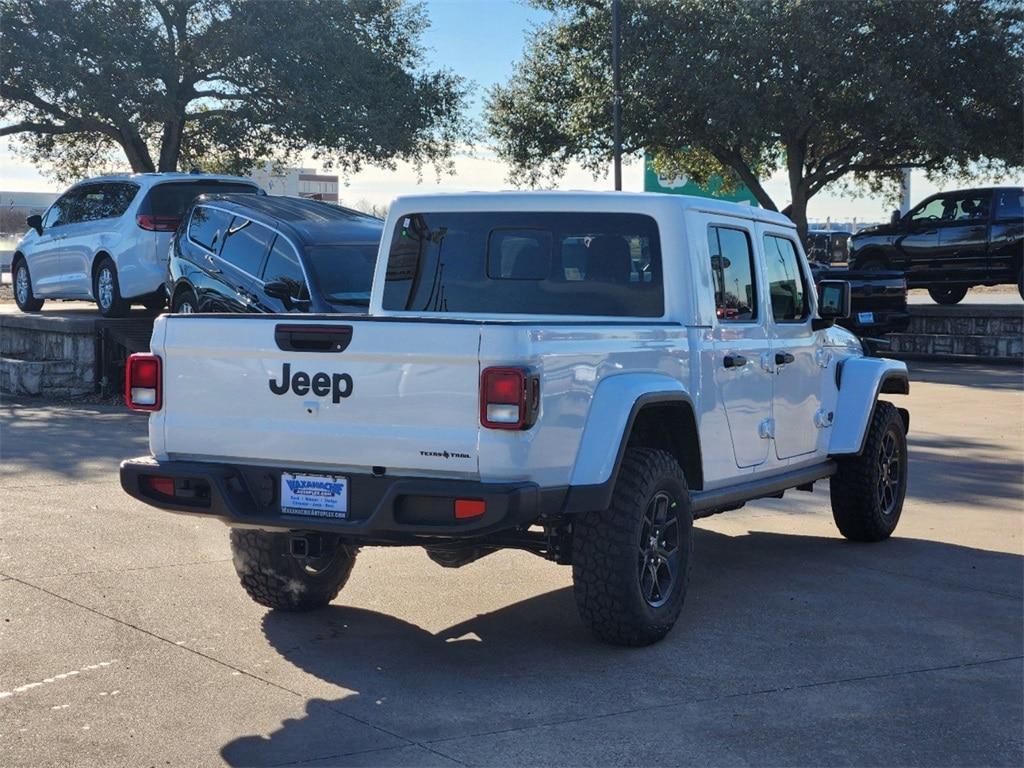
{"left": 13, "top": 259, "right": 44, "bottom": 312}
{"left": 928, "top": 285, "right": 968, "bottom": 305}
{"left": 572, "top": 448, "right": 693, "bottom": 646}
{"left": 857, "top": 257, "right": 887, "bottom": 271}
{"left": 230, "top": 529, "right": 357, "bottom": 611}
{"left": 93, "top": 257, "right": 129, "bottom": 317}
{"left": 830, "top": 401, "right": 907, "bottom": 542}
{"left": 172, "top": 288, "right": 198, "bottom": 314}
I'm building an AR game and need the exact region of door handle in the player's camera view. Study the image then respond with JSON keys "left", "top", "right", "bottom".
{"left": 723, "top": 354, "right": 748, "bottom": 369}
{"left": 203, "top": 253, "right": 221, "bottom": 274}
{"left": 775, "top": 351, "right": 795, "bottom": 365}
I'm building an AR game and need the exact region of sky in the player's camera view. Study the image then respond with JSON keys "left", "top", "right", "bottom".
{"left": 2, "top": 0, "right": 1020, "bottom": 223}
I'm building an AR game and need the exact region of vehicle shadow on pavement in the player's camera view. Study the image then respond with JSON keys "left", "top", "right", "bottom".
{"left": 0, "top": 401, "right": 147, "bottom": 481}
{"left": 220, "top": 529, "right": 1022, "bottom": 767}
{"left": 908, "top": 432, "right": 1023, "bottom": 508}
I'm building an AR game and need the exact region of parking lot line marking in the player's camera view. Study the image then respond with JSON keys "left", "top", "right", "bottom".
{"left": 0, "top": 660, "right": 117, "bottom": 701}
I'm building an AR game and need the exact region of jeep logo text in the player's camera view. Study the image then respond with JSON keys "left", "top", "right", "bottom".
{"left": 269, "top": 362, "right": 353, "bottom": 403}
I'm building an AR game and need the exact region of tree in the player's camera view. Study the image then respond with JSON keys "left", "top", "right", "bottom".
{"left": 487, "top": 0, "right": 1024, "bottom": 239}
{"left": 0, "top": 0, "right": 470, "bottom": 182}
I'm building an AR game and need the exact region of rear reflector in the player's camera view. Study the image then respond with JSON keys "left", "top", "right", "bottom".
{"left": 125, "top": 353, "right": 162, "bottom": 411}
{"left": 142, "top": 475, "right": 175, "bottom": 496}
{"left": 454, "top": 499, "right": 486, "bottom": 519}
{"left": 136, "top": 214, "right": 181, "bottom": 232}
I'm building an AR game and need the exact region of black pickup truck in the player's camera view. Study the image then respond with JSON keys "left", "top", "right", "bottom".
{"left": 849, "top": 186, "right": 1024, "bottom": 304}
{"left": 810, "top": 262, "right": 909, "bottom": 336}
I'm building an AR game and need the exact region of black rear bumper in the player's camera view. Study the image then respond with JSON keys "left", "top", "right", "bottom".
{"left": 120, "top": 457, "right": 563, "bottom": 542}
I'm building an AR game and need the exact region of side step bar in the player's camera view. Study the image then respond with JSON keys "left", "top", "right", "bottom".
{"left": 691, "top": 461, "right": 836, "bottom": 518}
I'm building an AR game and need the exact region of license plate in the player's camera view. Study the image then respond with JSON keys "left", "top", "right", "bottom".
{"left": 858, "top": 311, "right": 875, "bottom": 324}
{"left": 280, "top": 472, "right": 348, "bottom": 519}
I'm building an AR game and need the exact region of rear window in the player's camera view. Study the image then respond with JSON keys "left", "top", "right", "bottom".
{"left": 382, "top": 212, "right": 663, "bottom": 316}
{"left": 306, "top": 244, "right": 377, "bottom": 306}
{"left": 141, "top": 181, "right": 257, "bottom": 217}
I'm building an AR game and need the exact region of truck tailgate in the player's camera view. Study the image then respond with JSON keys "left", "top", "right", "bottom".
{"left": 153, "top": 315, "right": 481, "bottom": 477}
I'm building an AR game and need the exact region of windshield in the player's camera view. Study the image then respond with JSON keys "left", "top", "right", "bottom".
{"left": 305, "top": 243, "right": 378, "bottom": 306}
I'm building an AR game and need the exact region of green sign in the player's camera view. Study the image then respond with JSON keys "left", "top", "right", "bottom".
{"left": 643, "top": 155, "right": 759, "bottom": 206}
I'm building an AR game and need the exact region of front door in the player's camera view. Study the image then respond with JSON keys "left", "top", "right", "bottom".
{"left": 708, "top": 222, "right": 773, "bottom": 468}
{"left": 29, "top": 192, "right": 77, "bottom": 295}
{"left": 760, "top": 227, "right": 822, "bottom": 460}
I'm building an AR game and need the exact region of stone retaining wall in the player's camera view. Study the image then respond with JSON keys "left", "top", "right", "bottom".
{"left": 888, "top": 305, "right": 1023, "bottom": 361}
{"left": 0, "top": 313, "right": 97, "bottom": 397}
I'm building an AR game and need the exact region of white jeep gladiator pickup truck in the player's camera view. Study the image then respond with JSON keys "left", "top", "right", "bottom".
{"left": 120, "top": 192, "right": 910, "bottom": 646}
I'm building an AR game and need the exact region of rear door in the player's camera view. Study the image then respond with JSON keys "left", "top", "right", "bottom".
{"left": 61, "top": 182, "right": 138, "bottom": 296}
{"left": 760, "top": 227, "right": 822, "bottom": 460}
{"left": 987, "top": 189, "right": 1023, "bottom": 282}
{"left": 215, "top": 215, "right": 275, "bottom": 312}
{"left": 936, "top": 190, "right": 992, "bottom": 280}
{"left": 184, "top": 205, "right": 238, "bottom": 312}
{"left": 156, "top": 316, "right": 482, "bottom": 477}
{"left": 707, "top": 220, "right": 773, "bottom": 468}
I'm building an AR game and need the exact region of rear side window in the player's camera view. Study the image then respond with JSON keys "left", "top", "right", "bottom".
{"left": 305, "top": 244, "right": 376, "bottom": 304}
{"left": 188, "top": 205, "right": 233, "bottom": 251}
{"left": 994, "top": 189, "right": 1023, "bottom": 221}
{"left": 218, "top": 217, "right": 274, "bottom": 275}
{"left": 74, "top": 183, "right": 138, "bottom": 222}
{"left": 140, "top": 181, "right": 257, "bottom": 218}
{"left": 763, "top": 235, "right": 808, "bottom": 321}
{"left": 263, "top": 238, "right": 309, "bottom": 299}
{"left": 382, "top": 212, "right": 663, "bottom": 316}
{"left": 708, "top": 225, "right": 757, "bottom": 322}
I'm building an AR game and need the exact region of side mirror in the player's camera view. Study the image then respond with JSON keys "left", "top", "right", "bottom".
{"left": 812, "top": 280, "right": 851, "bottom": 331}
{"left": 890, "top": 210, "right": 901, "bottom": 226}
{"left": 26, "top": 214, "right": 43, "bottom": 235}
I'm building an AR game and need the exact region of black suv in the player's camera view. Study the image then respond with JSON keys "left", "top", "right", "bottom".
{"left": 167, "top": 195, "right": 383, "bottom": 314}
{"left": 849, "top": 186, "right": 1023, "bottom": 304}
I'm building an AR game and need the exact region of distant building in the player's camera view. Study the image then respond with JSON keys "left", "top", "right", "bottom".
{"left": 248, "top": 165, "right": 339, "bottom": 202}
{"left": 0, "top": 190, "right": 58, "bottom": 213}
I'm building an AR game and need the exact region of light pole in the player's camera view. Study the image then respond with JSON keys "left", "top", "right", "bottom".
{"left": 611, "top": 0, "right": 622, "bottom": 191}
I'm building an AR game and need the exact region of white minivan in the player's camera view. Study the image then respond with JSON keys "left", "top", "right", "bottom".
{"left": 12, "top": 172, "right": 261, "bottom": 317}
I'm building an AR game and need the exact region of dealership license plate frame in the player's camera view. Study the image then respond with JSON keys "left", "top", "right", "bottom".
{"left": 280, "top": 472, "right": 349, "bottom": 519}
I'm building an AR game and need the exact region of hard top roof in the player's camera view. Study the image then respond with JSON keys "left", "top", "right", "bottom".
{"left": 198, "top": 193, "right": 384, "bottom": 245}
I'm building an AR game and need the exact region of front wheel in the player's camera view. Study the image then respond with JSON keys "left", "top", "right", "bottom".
{"left": 229, "top": 529, "right": 357, "bottom": 611}
{"left": 93, "top": 257, "right": 129, "bottom": 317}
{"left": 572, "top": 448, "right": 693, "bottom": 646}
{"left": 830, "top": 401, "right": 907, "bottom": 542}
{"left": 13, "top": 259, "right": 44, "bottom": 312}
{"left": 928, "top": 285, "right": 968, "bottom": 305}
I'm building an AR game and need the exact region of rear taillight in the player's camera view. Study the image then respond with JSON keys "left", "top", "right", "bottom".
{"left": 480, "top": 367, "right": 539, "bottom": 430}
{"left": 136, "top": 214, "right": 181, "bottom": 232}
{"left": 125, "top": 353, "right": 162, "bottom": 411}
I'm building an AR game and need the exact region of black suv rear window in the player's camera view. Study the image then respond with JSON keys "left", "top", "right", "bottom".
{"left": 382, "top": 212, "right": 663, "bottom": 316}
{"left": 140, "top": 181, "right": 257, "bottom": 217}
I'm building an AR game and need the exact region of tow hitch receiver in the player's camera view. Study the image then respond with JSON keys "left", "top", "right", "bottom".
{"left": 289, "top": 534, "right": 324, "bottom": 558}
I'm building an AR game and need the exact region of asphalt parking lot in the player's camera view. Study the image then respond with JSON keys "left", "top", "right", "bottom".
{"left": 1, "top": 361, "right": 1021, "bottom": 767}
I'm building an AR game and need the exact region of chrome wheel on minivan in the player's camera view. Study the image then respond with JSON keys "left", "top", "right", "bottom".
{"left": 93, "top": 256, "right": 129, "bottom": 317}
{"left": 13, "top": 260, "right": 44, "bottom": 312}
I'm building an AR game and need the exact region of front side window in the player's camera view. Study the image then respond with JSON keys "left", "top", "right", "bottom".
{"left": 909, "top": 197, "right": 947, "bottom": 223}
{"left": 42, "top": 192, "right": 79, "bottom": 228}
{"left": 708, "top": 225, "right": 757, "bottom": 322}
{"left": 382, "top": 212, "right": 663, "bottom": 316}
{"left": 188, "top": 206, "right": 233, "bottom": 251}
{"left": 218, "top": 217, "right": 274, "bottom": 275}
{"left": 263, "top": 238, "right": 309, "bottom": 300}
{"left": 763, "top": 235, "right": 808, "bottom": 322}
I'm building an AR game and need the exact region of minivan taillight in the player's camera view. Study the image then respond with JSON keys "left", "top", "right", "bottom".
{"left": 136, "top": 214, "right": 181, "bottom": 232}
{"left": 480, "top": 367, "right": 539, "bottom": 430}
{"left": 125, "top": 353, "right": 162, "bottom": 411}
